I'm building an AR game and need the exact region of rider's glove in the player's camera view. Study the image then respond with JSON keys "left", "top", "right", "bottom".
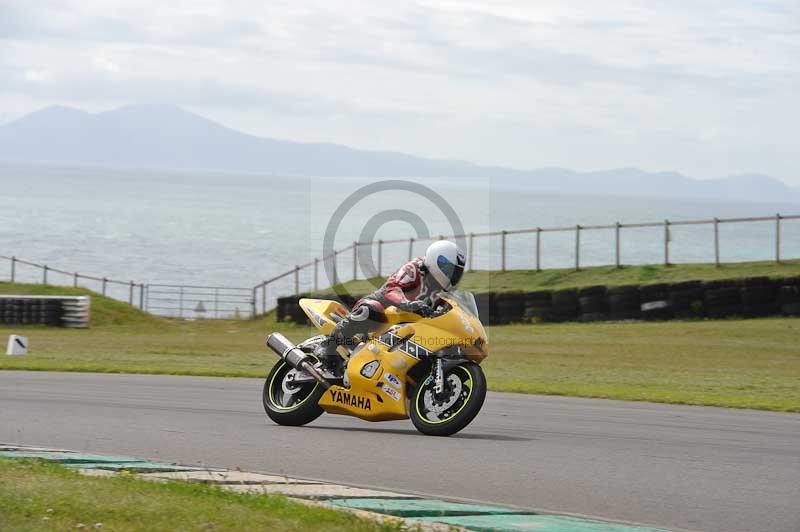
{"left": 400, "top": 300, "right": 435, "bottom": 318}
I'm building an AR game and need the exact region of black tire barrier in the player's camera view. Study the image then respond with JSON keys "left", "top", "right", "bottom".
{"left": 580, "top": 312, "right": 610, "bottom": 322}
{"left": 706, "top": 304, "right": 742, "bottom": 319}
{"left": 0, "top": 296, "right": 89, "bottom": 327}
{"left": 523, "top": 290, "right": 553, "bottom": 321}
{"left": 607, "top": 310, "right": 642, "bottom": 321}
{"left": 550, "top": 289, "right": 580, "bottom": 322}
{"left": 276, "top": 275, "right": 800, "bottom": 325}
{"left": 668, "top": 281, "right": 705, "bottom": 318}
{"left": 705, "top": 286, "right": 741, "bottom": 306}
{"left": 607, "top": 285, "right": 640, "bottom": 314}
{"left": 782, "top": 302, "right": 800, "bottom": 316}
{"left": 473, "top": 292, "right": 496, "bottom": 325}
{"left": 494, "top": 293, "right": 526, "bottom": 325}
{"left": 578, "top": 286, "right": 608, "bottom": 317}
{"left": 639, "top": 283, "right": 673, "bottom": 320}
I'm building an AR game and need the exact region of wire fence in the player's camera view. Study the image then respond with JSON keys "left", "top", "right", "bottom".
{"left": 1, "top": 254, "right": 145, "bottom": 308}
{"left": 251, "top": 213, "right": 800, "bottom": 315}
{"left": 3, "top": 212, "right": 799, "bottom": 319}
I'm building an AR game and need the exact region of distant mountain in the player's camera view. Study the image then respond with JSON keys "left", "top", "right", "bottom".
{"left": 1, "top": 104, "right": 797, "bottom": 203}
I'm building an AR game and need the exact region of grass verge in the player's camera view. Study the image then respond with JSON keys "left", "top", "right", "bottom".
{"left": 1, "top": 281, "right": 799, "bottom": 412}
{"left": 0, "top": 458, "right": 401, "bottom": 532}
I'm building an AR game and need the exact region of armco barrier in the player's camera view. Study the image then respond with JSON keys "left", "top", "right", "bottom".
{"left": 276, "top": 276, "right": 800, "bottom": 326}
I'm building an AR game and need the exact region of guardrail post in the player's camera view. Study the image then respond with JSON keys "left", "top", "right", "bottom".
{"left": 102, "top": 277, "right": 107, "bottom": 296}
{"left": 129, "top": 281, "right": 134, "bottom": 304}
{"left": 377, "top": 239, "right": 383, "bottom": 276}
{"left": 468, "top": 233, "right": 474, "bottom": 272}
{"left": 535, "top": 228, "right": 541, "bottom": 271}
{"left": 615, "top": 222, "right": 621, "bottom": 268}
{"left": 294, "top": 265, "right": 300, "bottom": 295}
{"left": 313, "top": 258, "right": 319, "bottom": 291}
{"left": 352, "top": 242, "right": 358, "bottom": 280}
{"left": 501, "top": 230, "right": 507, "bottom": 272}
{"left": 664, "top": 219, "right": 670, "bottom": 266}
{"left": 713, "top": 217, "right": 720, "bottom": 266}
{"left": 574, "top": 225, "right": 581, "bottom": 271}
{"left": 776, "top": 213, "right": 781, "bottom": 263}
{"left": 73, "top": 272, "right": 79, "bottom": 287}
{"left": 43, "top": 265, "right": 48, "bottom": 285}
{"left": 408, "top": 237, "right": 414, "bottom": 261}
{"left": 10, "top": 256, "right": 15, "bottom": 282}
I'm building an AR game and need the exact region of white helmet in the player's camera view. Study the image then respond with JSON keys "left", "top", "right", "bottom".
{"left": 424, "top": 240, "right": 466, "bottom": 291}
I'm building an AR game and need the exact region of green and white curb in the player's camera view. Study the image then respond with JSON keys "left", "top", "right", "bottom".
{"left": 1, "top": 444, "right": 673, "bottom": 532}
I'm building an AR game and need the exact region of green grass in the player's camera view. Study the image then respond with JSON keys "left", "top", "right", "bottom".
{"left": 323, "top": 259, "right": 800, "bottom": 295}
{"left": 0, "top": 459, "right": 401, "bottom": 532}
{"left": 1, "top": 279, "right": 799, "bottom": 412}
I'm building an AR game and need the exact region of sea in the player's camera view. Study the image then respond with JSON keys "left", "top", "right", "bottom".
{"left": 1, "top": 164, "right": 798, "bottom": 306}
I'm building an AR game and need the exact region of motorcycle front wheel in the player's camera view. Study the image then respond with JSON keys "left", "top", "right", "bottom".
{"left": 409, "top": 362, "right": 486, "bottom": 436}
{"left": 262, "top": 357, "right": 325, "bottom": 426}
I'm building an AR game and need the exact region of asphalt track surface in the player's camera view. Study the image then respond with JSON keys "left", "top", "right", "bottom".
{"left": 1, "top": 371, "right": 798, "bottom": 532}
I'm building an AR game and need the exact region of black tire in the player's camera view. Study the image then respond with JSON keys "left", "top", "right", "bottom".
{"left": 782, "top": 302, "right": 800, "bottom": 316}
{"left": 705, "top": 287, "right": 740, "bottom": 307}
{"left": 608, "top": 293, "right": 640, "bottom": 312}
{"left": 262, "top": 358, "right": 325, "bottom": 427}
{"left": 607, "top": 310, "right": 641, "bottom": 321}
{"left": 580, "top": 312, "right": 609, "bottom": 322}
{"left": 409, "top": 362, "right": 487, "bottom": 437}
{"left": 706, "top": 304, "right": 741, "bottom": 319}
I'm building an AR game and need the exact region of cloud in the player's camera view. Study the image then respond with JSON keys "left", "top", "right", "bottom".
{"left": 0, "top": 0, "right": 798, "bottom": 182}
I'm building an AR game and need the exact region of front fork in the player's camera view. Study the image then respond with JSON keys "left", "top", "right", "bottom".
{"left": 433, "top": 357, "right": 445, "bottom": 397}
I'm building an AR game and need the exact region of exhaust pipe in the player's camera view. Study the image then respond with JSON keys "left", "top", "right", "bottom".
{"left": 266, "top": 332, "right": 330, "bottom": 389}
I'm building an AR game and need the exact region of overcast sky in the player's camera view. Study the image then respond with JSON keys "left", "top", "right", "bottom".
{"left": 1, "top": 1, "right": 798, "bottom": 183}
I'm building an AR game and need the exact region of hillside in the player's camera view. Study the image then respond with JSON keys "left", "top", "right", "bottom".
{"left": 1, "top": 104, "right": 798, "bottom": 203}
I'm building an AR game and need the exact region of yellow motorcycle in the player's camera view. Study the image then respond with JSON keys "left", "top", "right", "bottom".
{"left": 263, "top": 291, "right": 488, "bottom": 436}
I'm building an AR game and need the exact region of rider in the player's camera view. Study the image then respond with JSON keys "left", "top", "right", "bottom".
{"left": 321, "top": 240, "right": 466, "bottom": 362}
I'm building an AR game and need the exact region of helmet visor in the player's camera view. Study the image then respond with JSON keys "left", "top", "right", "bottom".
{"left": 436, "top": 254, "right": 465, "bottom": 288}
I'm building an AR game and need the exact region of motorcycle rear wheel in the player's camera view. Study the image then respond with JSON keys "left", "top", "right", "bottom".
{"left": 263, "top": 358, "right": 325, "bottom": 426}
{"left": 409, "top": 362, "right": 486, "bottom": 436}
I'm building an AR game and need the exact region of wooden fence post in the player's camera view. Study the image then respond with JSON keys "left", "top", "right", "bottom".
{"left": 377, "top": 239, "right": 383, "bottom": 276}
{"left": 575, "top": 225, "right": 581, "bottom": 271}
{"left": 501, "top": 230, "right": 507, "bottom": 272}
{"left": 615, "top": 223, "right": 621, "bottom": 268}
{"left": 10, "top": 256, "right": 15, "bottom": 283}
{"left": 73, "top": 272, "right": 78, "bottom": 287}
{"left": 251, "top": 287, "right": 257, "bottom": 317}
{"left": 139, "top": 284, "right": 145, "bottom": 309}
{"left": 468, "top": 233, "right": 474, "bottom": 272}
{"left": 262, "top": 282, "right": 267, "bottom": 314}
{"left": 129, "top": 281, "right": 134, "bottom": 304}
{"left": 102, "top": 277, "right": 107, "bottom": 296}
{"left": 776, "top": 213, "right": 781, "bottom": 263}
{"left": 352, "top": 242, "right": 358, "bottom": 281}
{"left": 294, "top": 265, "right": 300, "bottom": 295}
{"left": 713, "top": 218, "right": 720, "bottom": 266}
{"left": 43, "top": 265, "right": 48, "bottom": 285}
{"left": 664, "top": 219, "right": 670, "bottom": 266}
{"left": 535, "top": 228, "right": 541, "bottom": 271}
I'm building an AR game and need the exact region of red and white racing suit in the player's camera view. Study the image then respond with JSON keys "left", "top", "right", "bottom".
{"left": 330, "top": 257, "right": 437, "bottom": 348}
